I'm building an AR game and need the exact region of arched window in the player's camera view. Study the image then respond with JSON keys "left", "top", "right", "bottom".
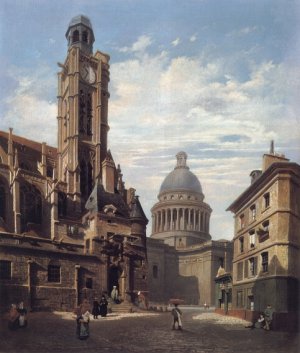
{"left": 20, "top": 184, "right": 42, "bottom": 232}
{"left": 58, "top": 192, "right": 67, "bottom": 218}
{"left": 0, "top": 180, "right": 6, "bottom": 221}
{"left": 80, "top": 160, "right": 93, "bottom": 202}
{"left": 82, "top": 31, "right": 88, "bottom": 43}
{"left": 72, "top": 30, "right": 79, "bottom": 43}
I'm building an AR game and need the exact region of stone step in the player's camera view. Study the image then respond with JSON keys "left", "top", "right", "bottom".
{"left": 110, "top": 302, "right": 134, "bottom": 313}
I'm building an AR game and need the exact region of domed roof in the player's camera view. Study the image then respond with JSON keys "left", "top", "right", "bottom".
{"left": 159, "top": 152, "right": 203, "bottom": 194}
{"left": 68, "top": 15, "right": 93, "bottom": 29}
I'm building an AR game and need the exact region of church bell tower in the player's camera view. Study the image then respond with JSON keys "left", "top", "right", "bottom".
{"left": 57, "top": 15, "right": 110, "bottom": 214}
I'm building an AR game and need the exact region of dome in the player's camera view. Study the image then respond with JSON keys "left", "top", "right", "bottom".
{"left": 159, "top": 152, "right": 203, "bottom": 194}
{"left": 68, "top": 15, "right": 93, "bottom": 30}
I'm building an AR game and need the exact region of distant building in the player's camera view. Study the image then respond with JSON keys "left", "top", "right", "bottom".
{"left": 0, "top": 15, "right": 148, "bottom": 312}
{"left": 147, "top": 152, "right": 233, "bottom": 305}
{"left": 227, "top": 143, "right": 300, "bottom": 330}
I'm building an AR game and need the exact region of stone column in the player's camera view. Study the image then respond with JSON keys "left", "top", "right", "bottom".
{"left": 188, "top": 209, "right": 191, "bottom": 230}
{"left": 176, "top": 208, "right": 180, "bottom": 230}
{"left": 170, "top": 208, "right": 173, "bottom": 230}
{"left": 193, "top": 209, "right": 196, "bottom": 230}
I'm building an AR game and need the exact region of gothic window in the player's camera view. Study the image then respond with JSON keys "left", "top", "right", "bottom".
{"left": 82, "top": 31, "right": 88, "bottom": 43}
{"left": 0, "top": 180, "right": 6, "bottom": 221}
{"left": 79, "top": 90, "right": 86, "bottom": 134}
{"left": 48, "top": 265, "right": 61, "bottom": 282}
{"left": 86, "top": 93, "right": 92, "bottom": 135}
{"left": 58, "top": 192, "right": 67, "bottom": 218}
{"left": 72, "top": 30, "right": 79, "bottom": 43}
{"left": 20, "top": 184, "right": 42, "bottom": 232}
{"left": 0, "top": 260, "right": 11, "bottom": 280}
{"left": 80, "top": 160, "right": 93, "bottom": 201}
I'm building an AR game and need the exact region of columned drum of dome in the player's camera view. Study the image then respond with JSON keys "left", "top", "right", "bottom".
{"left": 150, "top": 152, "right": 212, "bottom": 247}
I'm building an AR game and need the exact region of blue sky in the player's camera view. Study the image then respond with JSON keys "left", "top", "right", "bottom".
{"left": 1, "top": 0, "right": 300, "bottom": 239}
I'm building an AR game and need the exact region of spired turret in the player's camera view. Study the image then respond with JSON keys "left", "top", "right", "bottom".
{"left": 65, "top": 15, "right": 95, "bottom": 54}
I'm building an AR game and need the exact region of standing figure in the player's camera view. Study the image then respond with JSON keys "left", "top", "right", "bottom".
{"left": 17, "top": 302, "right": 28, "bottom": 328}
{"left": 99, "top": 295, "right": 108, "bottom": 317}
{"left": 75, "top": 299, "right": 91, "bottom": 340}
{"left": 92, "top": 298, "right": 100, "bottom": 319}
{"left": 171, "top": 304, "right": 183, "bottom": 330}
{"left": 8, "top": 304, "right": 20, "bottom": 330}
{"left": 264, "top": 304, "right": 274, "bottom": 330}
{"left": 111, "top": 286, "right": 119, "bottom": 303}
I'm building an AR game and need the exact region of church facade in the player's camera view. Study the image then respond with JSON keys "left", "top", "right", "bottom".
{"left": 147, "top": 152, "right": 233, "bottom": 306}
{"left": 0, "top": 15, "right": 148, "bottom": 312}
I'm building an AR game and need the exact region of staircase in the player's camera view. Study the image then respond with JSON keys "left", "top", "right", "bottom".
{"left": 109, "top": 301, "right": 134, "bottom": 314}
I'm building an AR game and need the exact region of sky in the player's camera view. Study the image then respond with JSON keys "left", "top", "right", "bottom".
{"left": 1, "top": 0, "right": 300, "bottom": 240}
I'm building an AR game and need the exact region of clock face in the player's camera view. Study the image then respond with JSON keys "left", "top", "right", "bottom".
{"left": 80, "top": 62, "right": 96, "bottom": 84}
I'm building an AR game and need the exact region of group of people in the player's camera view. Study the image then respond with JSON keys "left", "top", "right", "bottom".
{"left": 8, "top": 302, "right": 28, "bottom": 330}
{"left": 92, "top": 295, "right": 109, "bottom": 319}
{"left": 246, "top": 304, "right": 274, "bottom": 330}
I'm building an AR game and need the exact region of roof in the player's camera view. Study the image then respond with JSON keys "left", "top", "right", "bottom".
{"left": 68, "top": 15, "right": 93, "bottom": 30}
{"left": 159, "top": 152, "right": 203, "bottom": 195}
{"left": 227, "top": 161, "right": 300, "bottom": 213}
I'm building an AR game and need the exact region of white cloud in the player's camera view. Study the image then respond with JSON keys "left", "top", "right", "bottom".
{"left": 171, "top": 37, "right": 180, "bottom": 47}
{"left": 118, "top": 35, "right": 153, "bottom": 53}
{"left": 190, "top": 34, "right": 197, "bottom": 42}
{"left": 109, "top": 37, "right": 300, "bottom": 238}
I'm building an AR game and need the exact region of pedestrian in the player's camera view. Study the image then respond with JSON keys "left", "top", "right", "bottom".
{"left": 92, "top": 298, "right": 100, "bottom": 319}
{"left": 111, "top": 286, "right": 119, "bottom": 303}
{"left": 8, "top": 304, "right": 20, "bottom": 330}
{"left": 171, "top": 304, "right": 183, "bottom": 330}
{"left": 263, "top": 304, "right": 274, "bottom": 330}
{"left": 99, "top": 294, "right": 108, "bottom": 317}
{"left": 75, "top": 299, "right": 91, "bottom": 340}
{"left": 245, "top": 313, "right": 265, "bottom": 329}
{"left": 17, "top": 301, "right": 28, "bottom": 328}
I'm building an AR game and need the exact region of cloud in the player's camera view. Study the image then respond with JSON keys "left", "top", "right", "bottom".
{"left": 118, "top": 35, "right": 153, "bottom": 53}
{"left": 171, "top": 37, "right": 180, "bottom": 47}
{"left": 190, "top": 34, "right": 197, "bottom": 42}
{"left": 0, "top": 65, "right": 57, "bottom": 145}
{"left": 109, "top": 36, "right": 300, "bottom": 238}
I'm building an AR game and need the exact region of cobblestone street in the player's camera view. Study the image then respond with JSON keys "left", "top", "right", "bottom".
{"left": 0, "top": 308, "right": 299, "bottom": 353}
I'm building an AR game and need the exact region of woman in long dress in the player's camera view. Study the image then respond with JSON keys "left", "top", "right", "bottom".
{"left": 99, "top": 295, "right": 108, "bottom": 317}
{"left": 75, "top": 299, "right": 91, "bottom": 340}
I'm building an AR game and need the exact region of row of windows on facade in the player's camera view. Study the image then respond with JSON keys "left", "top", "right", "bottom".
{"left": 0, "top": 261, "right": 94, "bottom": 288}
{"left": 236, "top": 252, "right": 268, "bottom": 281}
{"left": 238, "top": 220, "right": 269, "bottom": 253}
{"left": 239, "top": 192, "right": 270, "bottom": 229}
{"left": 70, "top": 30, "right": 90, "bottom": 44}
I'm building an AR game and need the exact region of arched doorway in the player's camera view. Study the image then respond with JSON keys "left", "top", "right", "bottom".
{"left": 108, "top": 264, "right": 123, "bottom": 295}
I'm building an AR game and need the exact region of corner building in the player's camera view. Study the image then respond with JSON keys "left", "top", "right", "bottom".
{"left": 0, "top": 15, "right": 148, "bottom": 312}
{"left": 227, "top": 146, "right": 300, "bottom": 330}
{"left": 147, "top": 152, "right": 233, "bottom": 305}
